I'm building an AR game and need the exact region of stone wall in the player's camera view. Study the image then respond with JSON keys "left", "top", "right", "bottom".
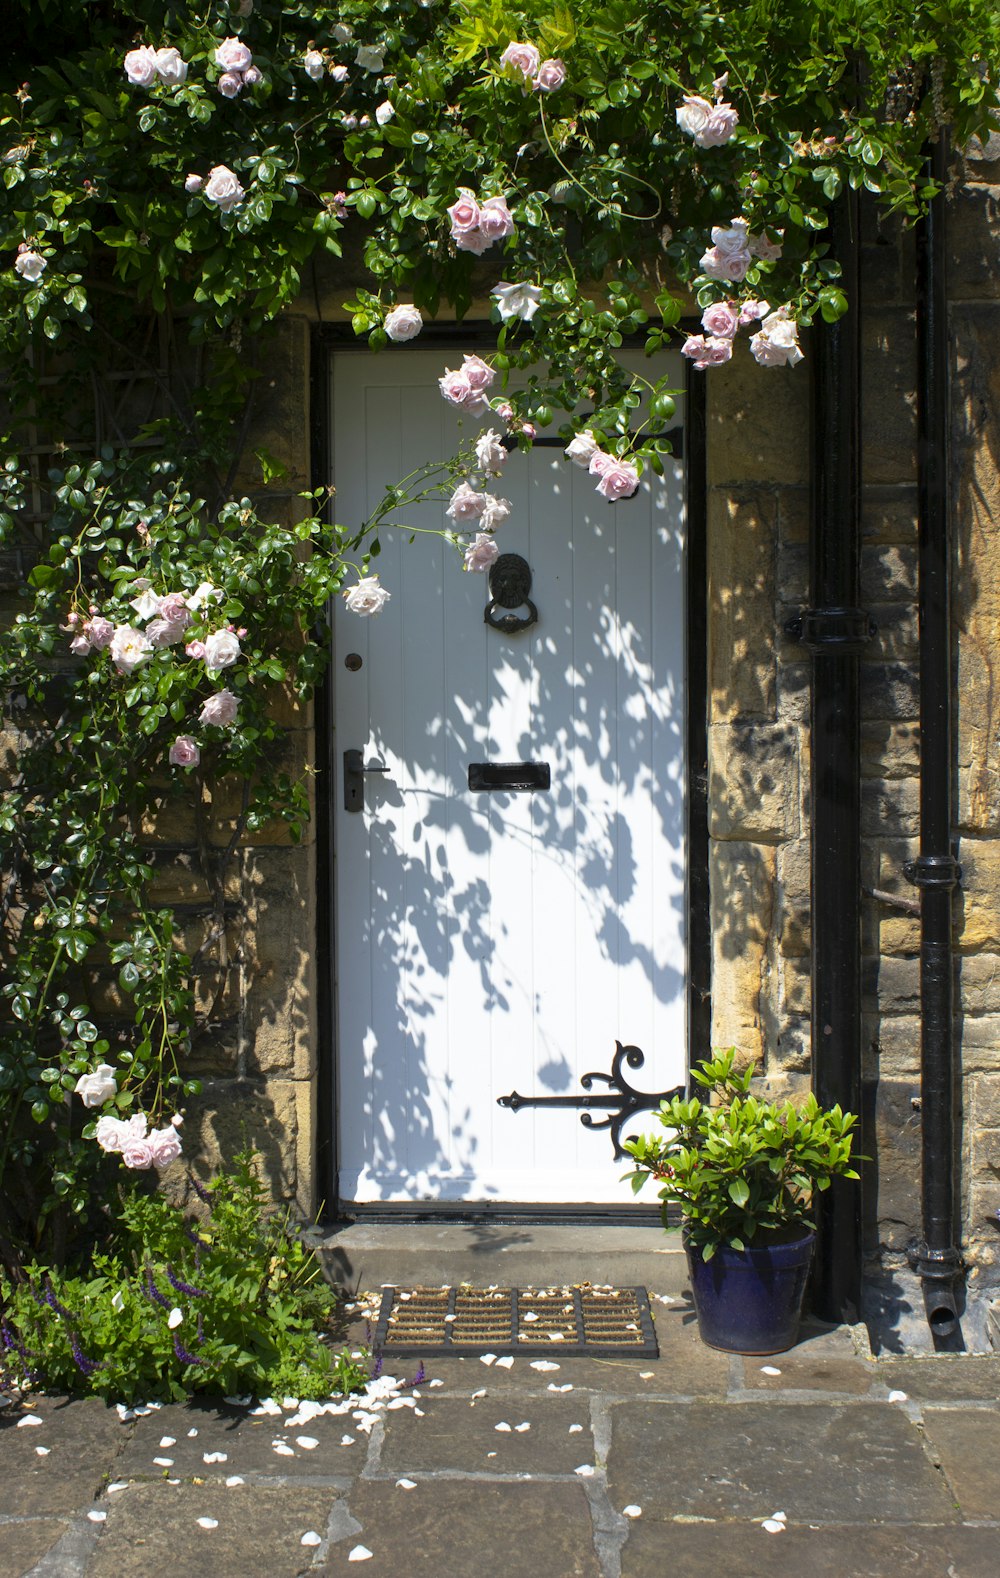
{"left": 704, "top": 143, "right": 1000, "bottom": 1287}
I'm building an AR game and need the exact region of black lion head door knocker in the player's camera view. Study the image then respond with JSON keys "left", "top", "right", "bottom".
{"left": 484, "top": 552, "right": 538, "bottom": 634}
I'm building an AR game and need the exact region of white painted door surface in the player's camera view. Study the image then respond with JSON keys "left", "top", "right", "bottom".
{"left": 332, "top": 349, "right": 686, "bottom": 1204}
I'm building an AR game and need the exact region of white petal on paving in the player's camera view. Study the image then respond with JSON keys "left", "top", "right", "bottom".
{"left": 203, "top": 1452, "right": 228, "bottom": 1464}
{"left": 153, "top": 1458, "right": 174, "bottom": 1468}
{"left": 494, "top": 1422, "right": 512, "bottom": 1433}
{"left": 623, "top": 1505, "right": 642, "bottom": 1519}
{"left": 479, "top": 1354, "right": 497, "bottom": 1366}
{"left": 87, "top": 1511, "right": 107, "bottom": 1523}
{"left": 341, "top": 1435, "right": 355, "bottom": 1446}
{"left": 395, "top": 1478, "right": 416, "bottom": 1490}
{"left": 107, "top": 1482, "right": 128, "bottom": 1494}
{"left": 444, "top": 1314, "right": 457, "bottom": 1322}
{"left": 429, "top": 1379, "right": 444, "bottom": 1388}
{"left": 762, "top": 1519, "right": 786, "bottom": 1534}
{"left": 494, "top": 1356, "right": 514, "bottom": 1369}
{"left": 225, "top": 1476, "right": 245, "bottom": 1487}
{"left": 295, "top": 1436, "right": 319, "bottom": 1450}
{"left": 470, "top": 1389, "right": 487, "bottom": 1401}
{"left": 639, "top": 1372, "right": 654, "bottom": 1380}
{"left": 514, "top": 1422, "right": 531, "bottom": 1433}
{"left": 251, "top": 1399, "right": 283, "bottom": 1417}
{"left": 522, "top": 1311, "right": 538, "bottom": 1321}
{"left": 159, "top": 1436, "right": 176, "bottom": 1448}
{"left": 196, "top": 1517, "right": 219, "bottom": 1530}
{"left": 16, "top": 1416, "right": 44, "bottom": 1428}
{"left": 547, "top": 1383, "right": 573, "bottom": 1393}
{"left": 568, "top": 1425, "right": 583, "bottom": 1434}
{"left": 530, "top": 1360, "right": 560, "bottom": 1372}
{"left": 760, "top": 1365, "right": 782, "bottom": 1376}
{"left": 187, "top": 1428, "right": 199, "bottom": 1437}
{"left": 888, "top": 1390, "right": 908, "bottom": 1403}
{"left": 35, "top": 1446, "right": 50, "bottom": 1456}
{"left": 574, "top": 1465, "right": 595, "bottom": 1477}
{"left": 348, "top": 1545, "right": 373, "bottom": 1562}
{"left": 272, "top": 1443, "right": 295, "bottom": 1457}
{"left": 548, "top": 1333, "right": 565, "bottom": 1342}
{"left": 300, "top": 1532, "right": 322, "bottom": 1547}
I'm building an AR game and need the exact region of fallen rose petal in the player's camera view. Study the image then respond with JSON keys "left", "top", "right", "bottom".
{"left": 495, "top": 1356, "right": 514, "bottom": 1369}
{"left": 495, "top": 1422, "right": 512, "bottom": 1432}
{"left": 396, "top": 1478, "right": 416, "bottom": 1489}
{"left": 623, "top": 1504, "right": 642, "bottom": 1518}
{"left": 480, "top": 1354, "right": 497, "bottom": 1366}
{"left": 272, "top": 1443, "right": 295, "bottom": 1456}
{"left": 87, "top": 1511, "right": 107, "bottom": 1523}
{"left": 575, "top": 1464, "right": 595, "bottom": 1477}
{"left": 515, "top": 1422, "right": 531, "bottom": 1432}
{"left": 762, "top": 1519, "right": 786, "bottom": 1534}
{"left": 429, "top": 1379, "right": 445, "bottom": 1388}
{"left": 530, "top": 1360, "right": 560, "bottom": 1372}
{"left": 760, "top": 1365, "right": 782, "bottom": 1376}
{"left": 888, "top": 1390, "right": 908, "bottom": 1402}
{"left": 16, "top": 1416, "right": 44, "bottom": 1428}
{"left": 159, "top": 1437, "right": 176, "bottom": 1447}
{"left": 348, "top": 1547, "right": 373, "bottom": 1562}
{"left": 341, "top": 1435, "right": 355, "bottom": 1445}
{"left": 35, "top": 1446, "right": 50, "bottom": 1456}
{"left": 301, "top": 1532, "right": 322, "bottom": 1547}
{"left": 107, "top": 1482, "right": 128, "bottom": 1493}
{"left": 197, "top": 1517, "right": 219, "bottom": 1530}
{"left": 187, "top": 1428, "right": 198, "bottom": 1437}
{"left": 153, "top": 1458, "right": 174, "bottom": 1467}
{"left": 203, "top": 1452, "right": 227, "bottom": 1463}
{"left": 295, "top": 1436, "right": 319, "bottom": 1449}
{"left": 639, "top": 1371, "right": 654, "bottom": 1380}
{"left": 225, "top": 1476, "right": 244, "bottom": 1486}
{"left": 569, "top": 1424, "right": 583, "bottom": 1433}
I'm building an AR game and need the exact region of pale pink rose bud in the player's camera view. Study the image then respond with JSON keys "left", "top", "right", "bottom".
{"left": 477, "top": 196, "right": 515, "bottom": 244}
{"left": 84, "top": 616, "right": 114, "bottom": 649}
{"left": 218, "top": 71, "right": 243, "bottom": 98}
{"left": 66, "top": 611, "right": 79, "bottom": 626}
{"left": 69, "top": 634, "right": 92, "bottom": 656}
{"left": 303, "top": 49, "right": 325, "bottom": 80}
{"left": 185, "top": 173, "right": 204, "bottom": 193}
{"left": 447, "top": 188, "right": 480, "bottom": 236}
{"left": 331, "top": 64, "right": 349, "bottom": 82}
{"left": 199, "top": 689, "right": 239, "bottom": 727}
{"left": 499, "top": 41, "right": 541, "bottom": 81}
{"left": 384, "top": 304, "right": 423, "bottom": 342}
{"left": 520, "top": 422, "right": 536, "bottom": 441}
{"left": 342, "top": 113, "right": 358, "bottom": 129}
{"left": 122, "top": 1139, "right": 155, "bottom": 1170}
{"left": 565, "top": 429, "right": 599, "bottom": 467}
{"left": 242, "top": 65, "right": 262, "bottom": 87}
{"left": 462, "top": 354, "right": 495, "bottom": 392}
{"left": 236, "top": 627, "right": 247, "bottom": 638}
{"left": 14, "top": 249, "right": 46, "bottom": 282}
{"left": 497, "top": 402, "right": 515, "bottom": 424}
{"left": 446, "top": 481, "right": 489, "bottom": 522}
{"left": 203, "top": 165, "right": 245, "bottom": 212}
{"left": 185, "top": 639, "right": 206, "bottom": 659}
{"left": 533, "top": 58, "right": 566, "bottom": 92}
{"left": 713, "top": 72, "right": 730, "bottom": 97}
{"left": 701, "top": 301, "right": 739, "bottom": 338}
{"left": 343, "top": 576, "right": 391, "bottom": 616}
{"left": 169, "top": 735, "right": 200, "bottom": 769}
{"left": 154, "top": 47, "right": 188, "bottom": 86}
{"left": 124, "top": 46, "right": 159, "bottom": 88}
{"left": 594, "top": 458, "right": 641, "bottom": 501}
{"left": 215, "top": 37, "right": 253, "bottom": 73}
{"left": 464, "top": 533, "right": 500, "bottom": 573}
{"left": 359, "top": 115, "right": 371, "bottom": 128}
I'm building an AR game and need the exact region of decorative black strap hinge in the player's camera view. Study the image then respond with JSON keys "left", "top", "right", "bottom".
{"left": 784, "top": 605, "right": 877, "bottom": 654}
{"left": 496, "top": 1041, "right": 681, "bottom": 1161}
{"left": 903, "top": 853, "right": 963, "bottom": 890}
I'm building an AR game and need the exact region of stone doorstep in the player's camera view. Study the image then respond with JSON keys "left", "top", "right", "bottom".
{"left": 317, "top": 1222, "right": 688, "bottom": 1296}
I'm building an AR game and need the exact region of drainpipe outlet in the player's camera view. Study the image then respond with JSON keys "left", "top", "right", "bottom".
{"left": 910, "top": 1242, "right": 964, "bottom": 1338}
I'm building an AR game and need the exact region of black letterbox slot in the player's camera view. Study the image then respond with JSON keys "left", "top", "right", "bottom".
{"left": 468, "top": 761, "right": 551, "bottom": 792}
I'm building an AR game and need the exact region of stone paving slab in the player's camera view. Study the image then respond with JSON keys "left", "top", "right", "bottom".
{"left": 619, "top": 1519, "right": 999, "bottom": 1578}
{"left": 919, "top": 1406, "right": 1000, "bottom": 1519}
{"left": 606, "top": 1401, "right": 958, "bottom": 1524}
{"left": 0, "top": 1399, "right": 125, "bottom": 1518}
{"left": 377, "top": 1394, "right": 594, "bottom": 1475}
{"left": 118, "top": 1400, "right": 366, "bottom": 1483}
{"left": 876, "top": 1357, "right": 1000, "bottom": 1400}
{"left": 0, "top": 1518, "right": 73, "bottom": 1576}
{"left": 738, "top": 1350, "right": 878, "bottom": 1395}
{"left": 410, "top": 1339, "right": 730, "bottom": 1397}
{"left": 86, "top": 1482, "right": 337, "bottom": 1578}
{"left": 320, "top": 1480, "right": 601, "bottom": 1577}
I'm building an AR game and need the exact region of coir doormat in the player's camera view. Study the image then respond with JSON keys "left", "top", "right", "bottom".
{"left": 372, "top": 1284, "right": 659, "bottom": 1358}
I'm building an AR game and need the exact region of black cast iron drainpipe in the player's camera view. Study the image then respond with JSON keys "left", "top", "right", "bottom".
{"left": 786, "top": 190, "right": 872, "bottom": 1321}
{"left": 906, "top": 134, "right": 964, "bottom": 1339}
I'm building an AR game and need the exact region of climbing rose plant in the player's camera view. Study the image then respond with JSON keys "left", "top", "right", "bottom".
{"left": 0, "top": 0, "right": 998, "bottom": 1266}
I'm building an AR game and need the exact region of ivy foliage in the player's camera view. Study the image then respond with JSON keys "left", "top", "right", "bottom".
{"left": 0, "top": 1, "right": 996, "bottom": 1271}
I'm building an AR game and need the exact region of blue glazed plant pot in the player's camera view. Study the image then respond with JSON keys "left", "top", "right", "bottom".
{"left": 684, "top": 1229, "right": 816, "bottom": 1354}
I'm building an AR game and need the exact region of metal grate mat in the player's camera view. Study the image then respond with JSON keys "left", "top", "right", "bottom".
{"left": 371, "top": 1284, "right": 659, "bottom": 1358}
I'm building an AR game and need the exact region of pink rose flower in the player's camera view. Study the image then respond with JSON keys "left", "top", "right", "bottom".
{"left": 681, "top": 333, "right": 734, "bottom": 370}
{"left": 158, "top": 593, "right": 191, "bottom": 627}
{"left": 565, "top": 430, "right": 599, "bottom": 467}
{"left": 218, "top": 72, "right": 243, "bottom": 98}
{"left": 69, "top": 634, "right": 92, "bottom": 656}
{"left": 215, "top": 37, "right": 253, "bottom": 73}
{"left": 199, "top": 689, "right": 239, "bottom": 727}
{"left": 588, "top": 450, "right": 614, "bottom": 479}
{"left": 700, "top": 103, "right": 739, "bottom": 146}
{"left": 148, "top": 1124, "right": 183, "bottom": 1167}
{"left": 500, "top": 41, "right": 541, "bottom": 82}
{"left": 110, "top": 624, "right": 153, "bottom": 675}
{"left": 14, "top": 249, "right": 46, "bottom": 282}
{"left": 384, "top": 304, "right": 423, "bottom": 342}
{"left": 739, "top": 298, "right": 770, "bottom": 324}
{"left": 446, "top": 481, "right": 489, "bottom": 522}
{"left": 122, "top": 1138, "right": 155, "bottom": 1170}
{"left": 491, "top": 281, "right": 542, "bottom": 322}
{"left": 185, "top": 639, "right": 206, "bottom": 659}
{"left": 242, "top": 65, "right": 262, "bottom": 87}
{"left": 185, "top": 173, "right": 204, "bottom": 194}
{"left": 303, "top": 49, "right": 325, "bottom": 80}
{"left": 343, "top": 576, "right": 391, "bottom": 616}
{"left": 749, "top": 231, "right": 783, "bottom": 261}
{"left": 145, "top": 617, "right": 185, "bottom": 648}
{"left": 447, "top": 189, "right": 481, "bottom": 236}
{"left": 750, "top": 310, "right": 804, "bottom": 368}
{"left": 74, "top": 1064, "right": 117, "bottom": 1108}
{"left": 593, "top": 458, "right": 640, "bottom": 501}
{"left": 203, "top": 165, "right": 245, "bottom": 213}
{"left": 475, "top": 429, "right": 507, "bottom": 474}
{"left": 355, "top": 44, "right": 385, "bottom": 72}
{"left": 701, "top": 301, "right": 739, "bottom": 338}
{"left": 453, "top": 227, "right": 491, "bottom": 255}
{"left": 462, "top": 355, "right": 495, "bottom": 393}
{"left": 439, "top": 367, "right": 474, "bottom": 407}
{"left": 700, "top": 244, "right": 751, "bottom": 283}
{"left": 477, "top": 196, "right": 515, "bottom": 244}
{"left": 84, "top": 616, "right": 114, "bottom": 648}
{"left": 534, "top": 58, "right": 566, "bottom": 92}
{"left": 169, "top": 735, "right": 200, "bottom": 769}
{"left": 124, "top": 46, "right": 159, "bottom": 88}
{"left": 203, "top": 629, "right": 242, "bottom": 670}
{"left": 154, "top": 47, "right": 188, "bottom": 87}
{"left": 331, "top": 64, "right": 349, "bottom": 83}
{"left": 479, "top": 495, "right": 512, "bottom": 532}
{"left": 676, "top": 94, "right": 713, "bottom": 140}
{"left": 95, "top": 1116, "right": 126, "bottom": 1153}
{"left": 464, "top": 533, "right": 501, "bottom": 572}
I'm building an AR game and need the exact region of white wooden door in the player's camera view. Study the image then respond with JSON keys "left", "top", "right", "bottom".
{"left": 331, "top": 348, "right": 686, "bottom": 1204}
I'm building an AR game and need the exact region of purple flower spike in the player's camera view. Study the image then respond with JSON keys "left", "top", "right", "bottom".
{"left": 70, "top": 1333, "right": 101, "bottom": 1375}
{"left": 188, "top": 1173, "right": 213, "bottom": 1207}
{"left": 173, "top": 1335, "right": 203, "bottom": 1366}
{"left": 166, "top": 1265, "right": 207, "bottom": 1298}
{"left": 43, "top": 1277, "right": 75, "bottom": 1321}
{"left": 144, "top": 1269, "right": 172, "bottom": 1310}
{"left": 371, "top": 1352, "right": 383, "bottom": 1380}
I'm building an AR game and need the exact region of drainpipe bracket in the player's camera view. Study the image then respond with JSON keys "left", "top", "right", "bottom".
{"left": 784, "top": 605, "right": 877, "bottom": 654}
{"left": 902, "top": 854, "right": 962, "bottom": 890}
{"left": 908, "top": 1240, "right": 964, "bottom": 1283}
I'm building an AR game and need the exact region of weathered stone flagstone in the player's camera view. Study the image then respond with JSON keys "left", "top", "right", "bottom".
{"left": 619, "top": 1520, "right": 998, "bottom": 1578}
{"left": 377, "top": 1394, "right": 592, "bottom": 1475}
{"left": 919, "top": 1406, "right": 1000, "bottom": 1519}
{"left": 0, "top": 1399, "right": 124, "bottom": 1518}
